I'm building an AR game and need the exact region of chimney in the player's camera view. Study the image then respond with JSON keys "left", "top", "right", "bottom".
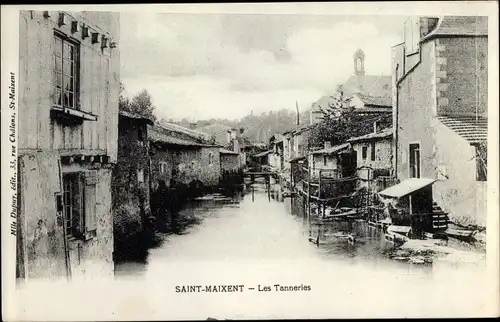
{"left": 226, "top": 131, "right": 232, "bottom": 144}
{"left": 324, "top": 141, "right": 332, "bottom": 150}
{"left": 233, "top": 138, "right": 240, "bottom": 153}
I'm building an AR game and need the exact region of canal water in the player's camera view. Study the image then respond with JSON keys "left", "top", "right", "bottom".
{"left": 15, "top": 182, "right": 492, "bottom": 320}
{"left": 108, "top": 182, "right": 490, "bottom": 319}
{"left": 116, "top": 182, "right": 420, "bottom": 277}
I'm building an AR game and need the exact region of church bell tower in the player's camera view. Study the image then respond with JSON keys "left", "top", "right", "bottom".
{"left": 353, "top": 49, "right": 365, "bottom": 76}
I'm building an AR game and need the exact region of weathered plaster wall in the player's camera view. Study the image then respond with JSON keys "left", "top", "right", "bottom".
{"left": 310, "top": 154, "right": 338, "bottom": 179}
{"left": 17, "top": 11, "right": 118, "bottom": 281}
{"left": 68, "top": 168, "right": 114, "bottom": 279}
{"left": 432, "top": 120, "right": 487, "bottom": 227}
{"left": 18, "top": 153, "right": 114, "bottom": 280}
{"left": 352, "top": 139, "right": 392, "bottom": 170}
{"left": 396, "top": 41, "right": 436, "bottom": 180}
{"left": 18, "top": 152, "right": 66, "bottom": 280}
{"left": 18, "top": 11, "right": 120, "bottom": 162}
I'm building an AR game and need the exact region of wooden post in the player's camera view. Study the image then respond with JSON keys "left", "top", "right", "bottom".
{"left": 267, "top": 175, "right": 271, "bottom": 201}
{"left": 319, "top": 169, "right": 323, "bottom": 218}
{"left": 307, "top": 165, "right": 311, "bottom": 221}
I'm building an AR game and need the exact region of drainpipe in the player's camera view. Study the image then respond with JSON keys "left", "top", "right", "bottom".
{"left": 394, "top": 82, "right": 399, "bottom": 178}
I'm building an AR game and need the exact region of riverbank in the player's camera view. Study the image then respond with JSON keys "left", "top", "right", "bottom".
{"left": 389, "top": 237, "right": 486, "bottom": 265}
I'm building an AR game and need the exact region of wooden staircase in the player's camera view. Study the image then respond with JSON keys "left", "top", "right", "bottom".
{"left": 432, "top": 202, "right": 449, "bottom": 230}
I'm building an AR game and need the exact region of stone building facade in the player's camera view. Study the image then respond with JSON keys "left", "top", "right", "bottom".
{"left": 148, "top": 125, "right": 221, "bottom": 190}
{"left": 392, "top": 16, "right": 488, "bottom": 226}
{"left": 17, "top": 11, "right": 120, "bottom": 280}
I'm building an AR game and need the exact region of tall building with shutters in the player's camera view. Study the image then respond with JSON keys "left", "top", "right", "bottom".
{"left": 16, "top": 11, "right": 120, "bottom": 280}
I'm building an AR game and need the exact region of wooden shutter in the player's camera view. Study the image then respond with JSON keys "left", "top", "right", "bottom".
{"left": 84, "top": 170, "right": 98, "bottom": 240}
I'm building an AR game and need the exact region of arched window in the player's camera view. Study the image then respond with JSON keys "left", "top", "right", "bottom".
{"left": 356, "top": 57, "right": 362, "bottom": 71}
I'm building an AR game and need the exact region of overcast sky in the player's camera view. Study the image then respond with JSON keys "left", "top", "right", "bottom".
{"left": 119, "top": 13, "right": 408, "bottom": 121}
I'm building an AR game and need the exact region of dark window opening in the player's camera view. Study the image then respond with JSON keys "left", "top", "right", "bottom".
{"left": 63, "top": 173, "right": 84, "bottom": 237}
{"left": 362, "top": 146, "right": 368, "bottom": 160}
{"left": 409, "top": 143, "right": 421, "bottom": 178}
{"left": 371, "top": 142, "right": 376, "bottom": 161}
{"left": 323, "top": 155, "right": 327, "bottom": 167}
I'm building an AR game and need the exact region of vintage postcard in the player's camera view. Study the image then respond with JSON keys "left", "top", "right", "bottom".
{"left": 1, "top": 2, "right": 499, "bottom": 320}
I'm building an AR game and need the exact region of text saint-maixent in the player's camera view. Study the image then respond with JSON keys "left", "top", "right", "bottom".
{"left": 175, "top": 285, "right": 245, "bottom": 293}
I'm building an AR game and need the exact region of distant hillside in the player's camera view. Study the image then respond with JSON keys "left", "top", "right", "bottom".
{"left": 195, "top": 123, "right": 234, "bottom": 145}
{"left": 164, "top": 108, "right": 311, "bottom": 144}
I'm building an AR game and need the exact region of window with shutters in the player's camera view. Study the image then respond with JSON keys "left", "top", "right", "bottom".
{"left": 63, "top": 171, "right": 97, "bottom": 240}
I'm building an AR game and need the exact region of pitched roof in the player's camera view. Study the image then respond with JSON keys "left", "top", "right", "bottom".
{"left": 311, "top": 143, "right": 350, "bottom": 155}
{"left": 158, "top": 120, "right": 212, "bottom": 142}
{"left": 421, "top": 16, "right": 488, "bottom": 42}
{"left": 149, "top": 126, "right": 213, "bottom": 147}
{"left": 437, "top": 115, "right": 487, "bottom": 144}
{"left": 119, "top": 110, "right": 154, "bottom": 124}
{"left": 343, "top": 74, "right": 392, "bottom": 98}
{"left": 347, "top": 128, "right": 393, "bottom": 143}
{"left": 220, "top": 148, "right": 239, "bottom": 155}
{"left": 355, "top": 93, "right": 392, "bottom": 107}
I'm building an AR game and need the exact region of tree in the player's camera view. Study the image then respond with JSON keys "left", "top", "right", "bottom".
{"left": 308, "top": 109, "right": 392, "bottom": 150}
{"left": 130, "top": 89, "right": 156, "bottom": 122}
{"left": 119, "top": 85, "right": 157, "bottom": 122}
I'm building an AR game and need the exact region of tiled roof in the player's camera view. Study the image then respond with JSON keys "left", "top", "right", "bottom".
{"left": 311, "top": 143, "right": 350, "bottom": 155}
{"left": 422, "top": 16, "right": 488, "bottom": 42}
{"left": 355, "top": 93, "right": 392, "bottom": 107}
{"left": 437, "top": 115, "right": 487, "bottom": 144}
{"left": 347, "top": 128, "right": 393, "bottom": 143}
{"left": 119, "top": 110, "right": 154, "bottom": 124}
{"left": 158, "top": 120, "right": 212, "bottom": 142}
{"left": 149, "top": 126, "right": 211, "bottom": 147}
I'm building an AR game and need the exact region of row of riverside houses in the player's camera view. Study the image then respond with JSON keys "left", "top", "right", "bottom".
{"left": 16, "top": 11, "right": 244, "bottom": 281}
{"left": 269, "top": 16, "right": 488, "bottom": 235}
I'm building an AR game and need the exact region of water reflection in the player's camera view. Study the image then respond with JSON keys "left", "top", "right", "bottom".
{"left": 115, "top": 182, "right": 482, "bottom": 280}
